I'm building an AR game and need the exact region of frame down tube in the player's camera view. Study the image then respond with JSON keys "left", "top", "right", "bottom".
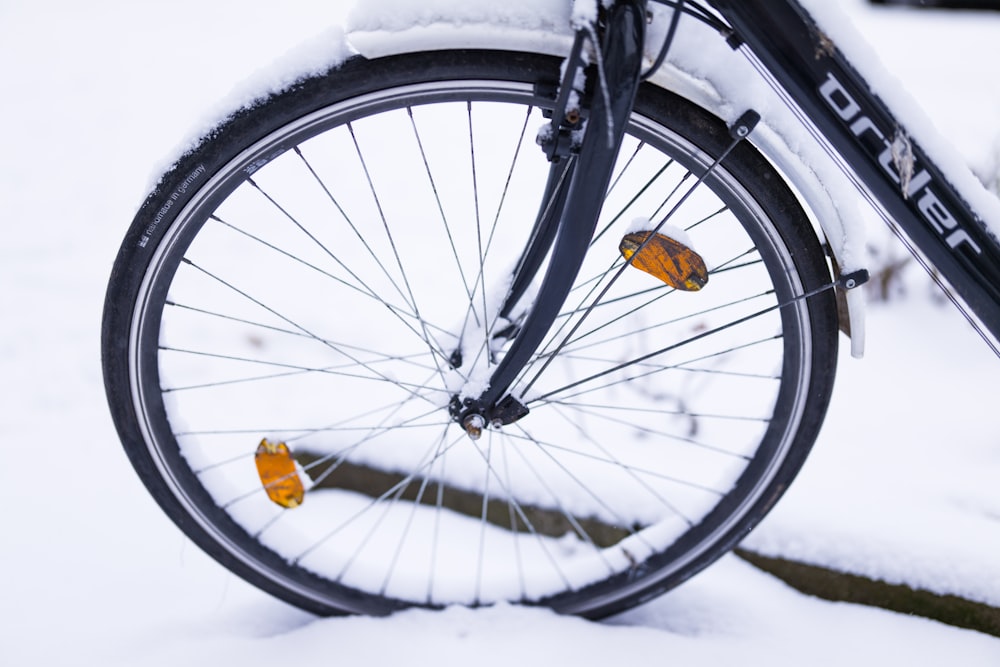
{"left": 709, "top": 0, "right": 1000, "bottom": 344}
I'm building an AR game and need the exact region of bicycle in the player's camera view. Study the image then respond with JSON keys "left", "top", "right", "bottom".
{"left": 101, "top": 0, "right": 1000, "bottom": 618}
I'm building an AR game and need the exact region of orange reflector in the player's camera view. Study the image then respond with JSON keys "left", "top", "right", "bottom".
{"left": 254, "top": 439, "right": 305, "bottom": 508}
{"left": 619, "top": 231, "right": 708, "bottom": 291}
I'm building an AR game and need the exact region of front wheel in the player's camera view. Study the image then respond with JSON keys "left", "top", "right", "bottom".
{"left": 102, "top": 50, "right": 839, "bottom": 618}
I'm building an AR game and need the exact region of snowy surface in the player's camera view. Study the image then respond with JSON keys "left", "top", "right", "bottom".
{"left": 1, "top": 0, "right": 999, "bottom": 664}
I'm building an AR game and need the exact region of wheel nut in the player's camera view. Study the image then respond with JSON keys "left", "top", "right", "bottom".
{"left": 462, "top": 414, "right": 486, "bottom": 440}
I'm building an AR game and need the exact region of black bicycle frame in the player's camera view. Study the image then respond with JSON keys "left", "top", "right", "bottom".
{"left": 707, "top": 0, "right": 1000, "bottom": 343}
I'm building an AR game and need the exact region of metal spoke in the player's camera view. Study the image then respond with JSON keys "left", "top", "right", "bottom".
{"left": 178, "top": 258, "right": 445, "bottom": 407}
{"left": 497, "top": 438, "right": 616, "bottom": 572}
{"left": 378, "top": 428, "right": 453, "bottom": 597}
{"left": 159, "top": 344, "right": 448, "bottom": 398}
{"left": 347, "top": 122, "right": 453, "bottom": 388}
{"left": 208, "top": 213, "right": 457, "bottom": 366}
{"left": 291, "top": 430, "right": 466, "bottom": 565}
{"left": 407, "top": 106, "right": 476, "bottom": 308}
{"left": 291, "top": 145, "right": 420, "bottom": 311}
{"left": 501, "top": 427, "right": 726, "bottom": 497}
{"left": 541, "top": 282, "right": 773, "bottom": 362}
{"left": 516, "top": 132, "right": 750, "bottom": 400}
{"left": 591, "top": 157, "right": 675, "bottom": 245}
{"left": 547, "top": 399, "right": 757, "bottom": 459}
{"left": 216, "top": 403, "right": 447, "bottom": 511}
{"left": 511, "top": 422, "right": 659, "bottom": 546}
{"left": 547, "top": 403, "right": 694, "bottom": 525}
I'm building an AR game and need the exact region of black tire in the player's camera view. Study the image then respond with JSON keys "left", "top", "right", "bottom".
{"left": 102, "top": 50, "right": 838, "bottom": 618}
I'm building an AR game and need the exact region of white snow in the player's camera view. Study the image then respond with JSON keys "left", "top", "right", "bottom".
{"left": 346, "top": 0, "right": 570, "bottom": 33}
{"left": 146, "top": 25, "right": 354, "bottom": 192}
{"left": 2, "top": 0, "right": 999, "bottom": 664}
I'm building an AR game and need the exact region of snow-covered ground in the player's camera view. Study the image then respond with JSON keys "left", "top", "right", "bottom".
{"left": 1, "top": 0, "right": 998, "bottom": 664}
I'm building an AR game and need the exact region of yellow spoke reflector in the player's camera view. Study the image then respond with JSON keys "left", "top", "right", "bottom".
{"left": 619, "top": 230, "right": 708, "bottom": 291}
{"left": 254, "top": 439, "right": 305, "bottom": 509}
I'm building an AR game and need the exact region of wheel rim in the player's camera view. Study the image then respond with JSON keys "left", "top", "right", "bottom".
{"left": 129, "top": 76, "right": 815, "bottom": 612}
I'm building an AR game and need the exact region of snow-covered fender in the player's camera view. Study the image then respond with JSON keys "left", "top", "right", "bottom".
{"left": 345, "top": 0, "right": 868, "bottom": 357}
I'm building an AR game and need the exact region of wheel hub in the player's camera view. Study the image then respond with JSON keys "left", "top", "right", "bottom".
{"left": 448, "top": 393, "right": 530, "bottom": 440}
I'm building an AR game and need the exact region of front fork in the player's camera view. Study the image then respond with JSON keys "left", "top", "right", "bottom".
{"left": 449, "top": 0, "right": 648, "bottom": 436}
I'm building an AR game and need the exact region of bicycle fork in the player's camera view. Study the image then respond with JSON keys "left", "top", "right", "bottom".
{"left": 448, "top": 0, "right": 648, "bottom": 436}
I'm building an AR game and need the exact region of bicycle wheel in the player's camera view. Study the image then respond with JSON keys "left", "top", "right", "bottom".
{"left": 102, "top": 49, "right": 839, "bottom": 617}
